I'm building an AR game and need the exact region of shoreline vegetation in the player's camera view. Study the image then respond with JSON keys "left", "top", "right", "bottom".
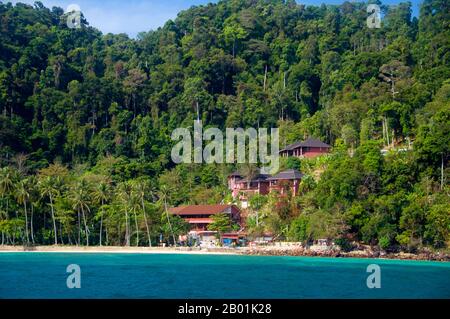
{"left": 0, "top": 245, "right": 448, "bottom": 262}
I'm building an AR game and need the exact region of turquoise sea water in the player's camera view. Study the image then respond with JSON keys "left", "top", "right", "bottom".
{"left": 0, "top": 253, "right": 449, "bottom": 299}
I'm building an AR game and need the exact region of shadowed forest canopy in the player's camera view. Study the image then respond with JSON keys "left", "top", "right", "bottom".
{"left": 0, "top": 0, "right": 448, "bottom": 249}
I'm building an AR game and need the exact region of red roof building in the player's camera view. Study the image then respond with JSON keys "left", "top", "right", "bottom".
{"left": 267, "top": 169, "right": 304, "bottom": 196}
{"left": 279, "top": 137, "right": 331, "bottom": 158}
{"left": 229, "top": 172, "right": 271, "bottom": 199}
{"left": 169, "top": 204, "right": 241, "bottom": 232}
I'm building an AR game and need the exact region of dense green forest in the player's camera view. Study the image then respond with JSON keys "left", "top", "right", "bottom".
{"left": 0, "top": 0, "right": 448, "bottom": 250}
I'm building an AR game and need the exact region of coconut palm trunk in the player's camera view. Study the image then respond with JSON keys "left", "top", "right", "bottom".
{"left": 23, "top": 199, "right": 29, "bottom": 244}
{"left": 99, "top": 199, "right": 104, "bottom": 246}
{"left": 93, "top": 181, "right": 111, "bottom": 246}
{"left": 49, "top": 193, "right": 58, "bottom": 245}
{"left": 30, "top": 204, "right": 35, "bottom": 244}
{"left": 80, "top": 206, "right": 89, "bottom": 246}
{"left": 133, "top": 208, "right": 139, "bottom": 246}
{"left": 59, "top": 223, "right": 64, "bottom": 244}
{"left": 125, "top": 209, "right": 130, "bottom": 246}
{"left": 164, "top": 199, "right": 177, "bottom": 247}
{"left": 141, "top": 198, "right": 151, "bottom": 247}
{"left": 77, "top": 210, "right": 81, "bottom": 245}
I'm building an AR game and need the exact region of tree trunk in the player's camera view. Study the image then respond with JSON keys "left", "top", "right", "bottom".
{"left": 30, "top": 204, "right": 35, "bottom": 244}
{"left": 133, "top": 208, "right": 139, "bottom": 246}
{"left": 196, "top": 101, "right": 200, "bottom": 123}
{"left": 81, "top": 206, "right": 89, "bottom": 246}
{"left": 99, "top": 208, "right": 103, "bottom": 246}
{"left": 164, "top": 199, "right": 177, "bottom": 247}
{"left": 142, "top": 198, "right": 152, "bottom": 247}
{"left": 441, "top": 153, "right": 444, "bottom": 190}
{"left": 391, "top": 80, "right": 396, "bottom": 99}
{"left": 24, "top": 200, "right": 29, "bottom": 244}
{"left": 125, "top": 210, "right": 130, "bottom": 246}
{"left": 77, "top": 209, "right": 81, "bottom": 246}
{"left": 99, "top": 199, "right": 104, "bottom": 246}
{"left": 391, "top": 129, "right": 395, "bottom": 147}
{"left": 1, "top": 195, "right": 5, "bottom": 245}
{"left": 383, "top": 116, "right": 390, "bottom": 146}
{"left": 263, "top": 65, "right": 267, "bottom": 91}
{"left": 59, "top": 222, "right": 64, "bottom": 244}
{"left": 133, "top": 93, "right": 137, "bottom": 119}
{"left": 49, "top": 194, "right": 58, "bottom": 245}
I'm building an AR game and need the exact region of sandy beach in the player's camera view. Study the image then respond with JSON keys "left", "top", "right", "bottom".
{"left": 0, "top": 245, "right": 240, "bottom": 255}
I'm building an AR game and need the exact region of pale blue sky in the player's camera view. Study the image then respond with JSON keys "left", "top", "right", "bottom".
{"left": 10, "top": 0, "right": 423, "bottom": 38}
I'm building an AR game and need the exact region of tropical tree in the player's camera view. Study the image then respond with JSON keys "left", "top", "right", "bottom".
{"left": 15, "top": 178, "right": 30, "bottom": 244}
{"left": 161, "top": 215, "right": 190, "bottom": 245}
{"left": 157, "top": 185, "right": 177, "bottom": 246}
{"left": 70, "top": 179, "right": 92, "bottom": 246}
{"left": 54, "top": 195, "right": 75, "bottom": 245}
{"left": 0, "top": 167, "right": 16, "bottom": 244}
{"left": 92, "top": 179, "right": 111, "bottom": 246}
{"left": 223, "top": 15, "right": 248, "bottom": 57}
{"left": 117, "top": 182, "right": 132, "bottom": 246}
{"left": 27, "top": 175, "right": 39, "bottom": 244}
{"left": 249, "top": 194, "right": 268, "bottom": 228}
{"left": 131, "top": 180, "right": 152, "bottom": 247}
{"left": 38, "top": 176, "right": 61, "bottom": 245}
{"left": 207, "top": 213, "right": 234, "bottom": 241}
{"left": 130, "top": 188, "right": 141, "bottom": 246}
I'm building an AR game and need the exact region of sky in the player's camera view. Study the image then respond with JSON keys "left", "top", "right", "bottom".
{"left": 10, "top": 0, "right": 424, "bottom": 38}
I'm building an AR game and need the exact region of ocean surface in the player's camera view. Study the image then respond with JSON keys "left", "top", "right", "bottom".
{"left": 0, "top": 253, "right": 449, "bottom": 299}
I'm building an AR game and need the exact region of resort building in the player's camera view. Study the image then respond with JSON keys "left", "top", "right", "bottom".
{"left": 279, "top": 137, "right": 331, "bottom": 158}
{"left": 228, "top": 169, "right": 303, "bottom": 205}
{"left": 267, "top": 169, "right": 303, "bottom": 196}
{"left": 229, "top": 171, "right": 272, "bottom": 199}
{"left": 169, "top": 204, "right": 241, "bottom": 233}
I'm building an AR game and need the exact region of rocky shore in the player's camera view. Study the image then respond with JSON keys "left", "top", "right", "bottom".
{"left": 241, "top": 246, "right": 450, "bottom": 262}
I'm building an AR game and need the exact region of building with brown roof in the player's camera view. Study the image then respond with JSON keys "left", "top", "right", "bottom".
{"left": 169, "top": 204, "right": 241, "bottom": 233}
{"left": 229, "top": 171, "right": 271, "bottom": 199}
{"left": 267, "top": 169, "right": 304, "bottom": 196}
{"left": 279, "top": 137, "right": 331, "bottom": 158}
{"left": 228, "top": 169, "right": 304, "bottom": 204}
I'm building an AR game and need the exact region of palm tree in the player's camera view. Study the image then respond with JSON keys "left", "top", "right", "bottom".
{"left": 158, "top": 185, "right": 177, "bottom": 247}
{"left": 27, "top": 176, "right": 39, "bottom": 244}
{"left": 0, "top": 208, "right": 7, "bottom": 245}
{"left": 38, "top": 176, "right": 60, "bottom": 245}
{"left": 0, "top": 167, "right": 16, "bottom": 199}
{"left": 130, "top": 190, "right": 141, "bottom": 246}
{"left": 15, "top": 179, "right": 30, "bottom": 244}
{"left": 70, "top": 180, "right": 91, "bottom": 246}
{"left": 132, "top": 180, "right": 152, "bottom": 247}
{"left": 92, "top": 180, "right": 111, "bottom": 246}
{"left": 117, "top": 182, "right": 132, "bottom": 246}
{"left": 249, "top": 193, "right": 268, "bottom": 228}
{"left": 0, "top": 167, "right": 16, "bottom": 245}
